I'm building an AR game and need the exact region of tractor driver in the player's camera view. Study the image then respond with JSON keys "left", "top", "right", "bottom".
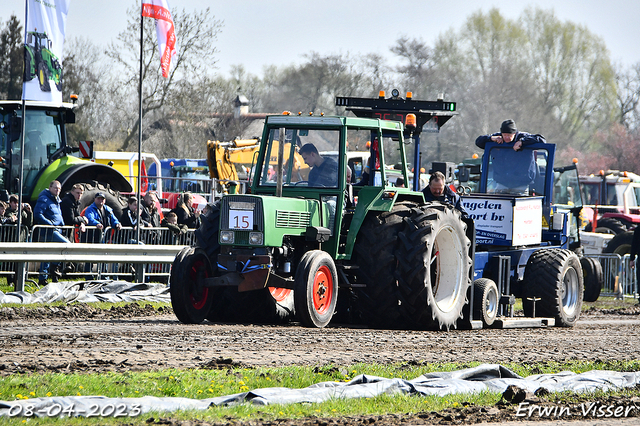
{"left": 423, "top": 171, "right": 468, "bottom": 217}
{"left": 299, "top": 143, "right": 338, "bottom": 187}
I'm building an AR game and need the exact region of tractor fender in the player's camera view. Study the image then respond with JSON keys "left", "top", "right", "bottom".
{"left": 31, "top": 158, "right": 133, "bottom": 202}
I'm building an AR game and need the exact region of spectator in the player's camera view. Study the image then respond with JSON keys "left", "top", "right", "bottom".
{"left": 5, "top": 195, "right": 33, "bottom": 235}
{"left": 161, "top": 211, "right": 188, "bottom": 237}
{"left": 59, "top": 184, "right": 87, "bottom": 275}
{"left": 170, "top": 192, "right": 200, "bottom": 229}
{"left": 422, "top": 171, "right": 468, "bottom": 218}
{"left": 60, "top": 184, "right": 87, "bottom": 235}
{"left": 141, "top": 191, "right": 161, "bottom": 228}
{"left": 120, "top": 197, "right": 150, "bottom": 229}
{"left": 82, "top": 192, "right": 122, "bottom": 243}
{"left": 0, "top": 202, "right": 8, "bottom": 224}
{"left": 33, "top": 180, "right": 69, "bottom": 285}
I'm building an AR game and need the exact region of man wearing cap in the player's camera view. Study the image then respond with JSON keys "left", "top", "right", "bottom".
{"left": 475, "top": 119, "right": 546, "bottom": 194}
{"left": 82, "top": 192, "right": 122, "bottom": 243}
{"left": 33, "top": 180, "right": 69, "bottom": 285}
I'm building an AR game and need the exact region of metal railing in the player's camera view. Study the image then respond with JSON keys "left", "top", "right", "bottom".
{"left": 0, "top": 225, "right": 195, "bottom": 287}
{"left": 585, "top": 253, "right": 638, "bottom": 300}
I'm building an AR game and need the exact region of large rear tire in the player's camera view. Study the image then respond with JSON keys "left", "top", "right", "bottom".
{"left": 352, "top": 202, "right": 415, "bottom": 328}
{"left": 170, "top": 247, "right": 213, "bottom": 324}
{"left": 294, "top": 250, "right": 338, "bottom": 328}
{"left": 603, "top": 230, "right": 634, "bottom": 256}
{"left": 585, "top": 217, "right": 627, "bottom": 235}
{"left": 523, "top": 249, "right": 583, "bottom": 327}
{"left": 395, "top": 203, "right": 473, "bottom": 330}
{"left": 78, "top": 182, "right": 127, "bottom": 220}
{"left": 581, "top": 257, "right": 603, "bottom": 302}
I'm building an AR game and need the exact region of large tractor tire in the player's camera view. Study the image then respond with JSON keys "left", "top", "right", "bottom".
{"left": 170, "top": 247, "right": 213, "bottom": 324}
{"left": 395, "top": 203, "right": 473, "bottom": 330}
{"left": 473, "top": 278, "right": 499, "bottom": 327}
{"left": 78, "top": 182, "right": 127, "bottom": 220}
{"left": 581, "top": 257, "right": 603, "bottom": 302}
{"left": 294, "top": 250, "right": 338, "bottom": 328}
{"left": 197, "top": 205, "right": 294, "bottom": 324}
{"left": 584, "top": 217, "right": 627, "bottom": 235}
{"left": 603, "top": 230, "right": 634, "bottom": 256}
{"left": 523, "top": 249, "right": 583, "bottom": 327}
{"left": 352, "top": 202, "right": 415, "bottom": 328}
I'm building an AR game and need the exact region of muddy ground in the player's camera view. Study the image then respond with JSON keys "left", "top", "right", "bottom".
{"left": 1, "top": 301, "right": 640, "bottom": 425}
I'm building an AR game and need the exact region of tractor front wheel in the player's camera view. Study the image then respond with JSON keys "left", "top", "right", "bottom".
{"left": 294, "top": 250, "right": 338, "bottom": 328}
{"left": 170, "top": 247, "right": 213, "bottom": 324}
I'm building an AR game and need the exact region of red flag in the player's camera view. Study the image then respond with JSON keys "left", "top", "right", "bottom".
{"left": 142, "top": 0, "right": 177, "bottom": 78}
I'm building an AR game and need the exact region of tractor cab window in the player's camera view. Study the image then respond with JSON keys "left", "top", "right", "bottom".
{"left": 258, "top": 128, "right": 339, "bottom": 188}
{"left": 553, "top": 166, "right": 582, "bottom": 208}
{"left": 22, "top": 109, "right": 62, "bottom": 193}
{"left": 345, "top": 128, "right": 372, "bottom": 185}
{"left": 485, "top": 145, "right": 549, "bottom": 196}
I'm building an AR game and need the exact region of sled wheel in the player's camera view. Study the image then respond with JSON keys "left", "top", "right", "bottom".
{"left": 581, "top": 257, "right": 603, "bottom": 302}
{"left": 473, "top": 278, "right": 499, "bottom": 327}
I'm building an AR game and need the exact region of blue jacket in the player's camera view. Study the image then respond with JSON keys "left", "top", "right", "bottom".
{"left": 34, "top": 189, "right": 64, "bottom": 227}
{"left": 84, "top": 202, "right": 121, "bottom": 228}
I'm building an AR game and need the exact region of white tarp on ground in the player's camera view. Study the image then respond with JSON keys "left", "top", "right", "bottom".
{"left": 0, "top": 281, "right": 170, "bottom": 304}
{"left": 1, "top": 364, "right": 639, "bottom": 418}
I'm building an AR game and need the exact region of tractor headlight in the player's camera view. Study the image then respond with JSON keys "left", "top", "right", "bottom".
{"left": 220, "top": 230, "right": 234, "bottom": 244}
{"left": 249, "top": 232, "right": 263, "bottom": 245}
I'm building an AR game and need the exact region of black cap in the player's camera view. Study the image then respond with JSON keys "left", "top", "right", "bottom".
{"left": 95, "top": 192, "right": 106, "bottom": 199}
{"left": 500, "top": 119, "right": 517, "bottom": 134}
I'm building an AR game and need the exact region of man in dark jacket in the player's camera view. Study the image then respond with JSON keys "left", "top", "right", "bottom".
{"left": 423, "top": 171, "right": 468, "bottom": 217}
{"left": 60, "top": 184, "right": 88, "bottom": 233}
{"left": 475, "top": 119, "right": 546, "bottom": 194}
{"left": 33, "top": 180, "right": 70, "bottom": 284}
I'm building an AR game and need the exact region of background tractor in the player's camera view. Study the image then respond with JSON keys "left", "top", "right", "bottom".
{"left": 0, "top": 100, "right": 131, "bottom": 214}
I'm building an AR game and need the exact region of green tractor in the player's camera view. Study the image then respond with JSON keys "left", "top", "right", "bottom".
{"left": 0, "top": 100, "right": 132, "bottom": 213}
{"left": 170, "top": 96, "right": 474, "bottom": 330}
{"left": 24, "top": 31, "right": 62, "bottom": 93}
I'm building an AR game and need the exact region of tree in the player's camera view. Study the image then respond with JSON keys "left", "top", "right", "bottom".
{"left": 615, "top": 62, "right": 640, "bottom": 131}
{"left": 0, "top": 15, "right": 23, "bottom": 100}
{"left": 104, "top": 3, "right": 222, "bottom": 152}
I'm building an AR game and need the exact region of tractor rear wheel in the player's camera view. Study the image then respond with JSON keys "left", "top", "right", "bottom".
{"left": 294, "top": 250, "right": 338, "bottom": 328}
{"left": 523, "top": 249, "right": 583, "bottom": 327}
{"left": 78, "top": 182, "right": 127, "bottom": 220}
{"left": 581, "top": 257, "right": 603, "bottom": 302}
{"left": 353, "top": 202, "right": 415, "bottom": 328}
{"left": 473, "top": 278, "right": 499, "bottom": 327}
{"left": 603, "top": 230, "right": 634, "bottom": 256}
{"left": 170, "top": 247, "right": 213, "bottom": 324}
{"left": 395, "top": 203, "right": 472, "bottom": 330}
{"left": 585, "top": 217, "right": 627, "bottom": 235}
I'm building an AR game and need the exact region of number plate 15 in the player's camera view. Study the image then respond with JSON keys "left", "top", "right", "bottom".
{"left": 229, "top": 210, "right": 253, "bottom": 229}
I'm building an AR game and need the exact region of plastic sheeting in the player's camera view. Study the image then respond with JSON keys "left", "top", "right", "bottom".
{"left": 0, "top": 281, "right": 170, "bottom": 304}
{"left": 1, "top": 364, "right": 639, "bottom": 418}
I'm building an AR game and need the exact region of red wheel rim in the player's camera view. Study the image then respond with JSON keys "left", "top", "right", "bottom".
{"left": 312, "top": 265, "right": 333, "bottom": 314}
{"left": 268, "top": 287, "right": 292, "bottom": 302}
{"left": 189, "top": 259, "right": 209, "bottom": 310}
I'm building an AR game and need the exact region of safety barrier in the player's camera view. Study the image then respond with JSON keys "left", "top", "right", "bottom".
{"left": 585, "top": 253, "right": 638, "bottom": 300}
{"left": 1, "top": 225, "right": 195, "bottom": 285}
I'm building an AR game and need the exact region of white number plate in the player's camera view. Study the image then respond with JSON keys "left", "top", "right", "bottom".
{"left": 229, "top": 210, "right": 253, "bottom": 229}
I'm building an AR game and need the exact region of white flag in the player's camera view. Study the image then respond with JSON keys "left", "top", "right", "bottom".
{"left": 22, "top": 0, "right": 70, "bottom": 103}
{"left": 142, "top": 0, "right": 177, "bottom": 78}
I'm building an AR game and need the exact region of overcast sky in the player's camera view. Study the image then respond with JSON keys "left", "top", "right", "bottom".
{"left": 3, "top": 0, "right": 640, "bottom": 77}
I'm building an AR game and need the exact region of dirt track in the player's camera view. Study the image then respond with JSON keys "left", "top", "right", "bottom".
{"left": 1, "top": 303, "right": 640, "bottom": 425}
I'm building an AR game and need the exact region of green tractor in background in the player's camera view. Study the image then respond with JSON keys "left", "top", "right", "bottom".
{"left": 24, "top": 31, "right": 62, "bottom": 93}
{"left": 170, "top": 94, "right": 473, "bottom": 330}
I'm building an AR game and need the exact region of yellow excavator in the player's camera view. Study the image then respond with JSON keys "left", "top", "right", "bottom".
{"left": 206, "top": 137, "right": 309, "bottom": 194}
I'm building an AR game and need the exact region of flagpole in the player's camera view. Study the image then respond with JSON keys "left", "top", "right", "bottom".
{"left": 136, "top": 1, "right": 144, "bottom": 255}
